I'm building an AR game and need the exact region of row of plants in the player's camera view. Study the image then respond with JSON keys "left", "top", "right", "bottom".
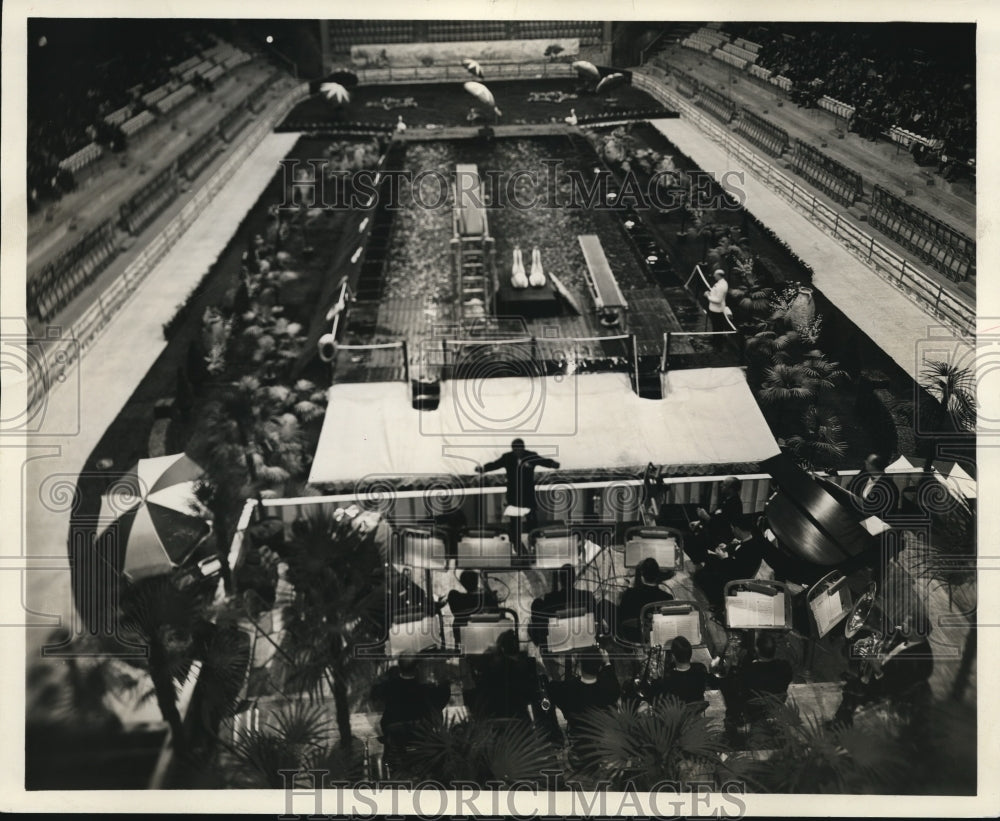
{"left": 214, "top": 686, "right": 975, "bottom": 795}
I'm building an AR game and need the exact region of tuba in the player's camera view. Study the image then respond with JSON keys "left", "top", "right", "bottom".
{"left": 845, "top": 581, "right": 889, "bottom": 682}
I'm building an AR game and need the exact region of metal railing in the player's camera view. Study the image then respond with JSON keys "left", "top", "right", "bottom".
{"left": 630, "top": 70, "right": 974, "bottom": 340}
{"left": 354, "top": 61, "right": 575, "bottom": 84}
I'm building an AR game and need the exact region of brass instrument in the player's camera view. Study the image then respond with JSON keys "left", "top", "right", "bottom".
{"left": 844, "top": 581, "right": 888, "bottom": 683}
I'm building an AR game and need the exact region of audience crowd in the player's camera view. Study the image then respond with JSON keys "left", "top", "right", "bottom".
{"left": 740, "top": 25, "right": 975, "bottom": 166}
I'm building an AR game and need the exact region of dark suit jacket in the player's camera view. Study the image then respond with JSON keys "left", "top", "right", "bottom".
{"left": 617, "top": 584, "right": 674, "bottom": 643}
{"left": 740, "top": 658, "right": 794, "bottom": 707}
{"left": 482, "top": 449, "right": 559, "bottom": 509}
{"left": 371, "top": 673, "right": 450, "bottom": 734}
{"left": 648, "top": 662, "right": 710, "bottom": 704}
{"left": 847, "top": 471, "right": 900, "bottom": 519}
{"left": 470, "top": 651, "right": 539, "bottom": 723}
{"left": 549, "top": 667, "right": 621, "bottom": 733}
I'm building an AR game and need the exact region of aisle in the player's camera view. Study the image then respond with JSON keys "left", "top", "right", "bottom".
{"left": 18, "top": 132, "right": 301, "bottom": 658}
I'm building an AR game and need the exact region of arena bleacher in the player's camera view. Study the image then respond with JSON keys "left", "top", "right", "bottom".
{"left": 26, "top": 21, "right": 279, "bottom": 323}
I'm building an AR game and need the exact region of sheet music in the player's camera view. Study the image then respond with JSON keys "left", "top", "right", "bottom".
{"left": 651, "top": 611, "right": 701, "bottom": 646}
{"left": 811, "top": 586, "right": 851, "bottom": 637}
{"left": 547, "top": 614, "right": 596, "bottom": 653}
{"left": 387, "top": 617, "right": 438, "bottom": 656}
{"left": 625, "top": 537, "right": 678, "bottom": 568}
{"left": 457, "top": 535, "right": 511, "bottom": 567}
{"left": 726, "top": 592, "right": 785, "bottom": 628}
{"left": 460, "top": 621, "right": 510, "bottom": 654}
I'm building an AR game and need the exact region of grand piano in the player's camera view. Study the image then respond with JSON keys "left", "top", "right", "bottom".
{"left": 761, "top": 453, "right": 890, "bottom": 574}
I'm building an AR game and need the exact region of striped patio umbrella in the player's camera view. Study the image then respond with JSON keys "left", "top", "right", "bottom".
{"left": 462, "top": 58, "right": 484, "bottom": 78}
{"left": 98, "top": 453, "right": 211, "bottom": 581}
{"left": 596, "top": 72, "right": 627, "bottom": 94}
{"left": 320, "top": 82, "right": 351, "bottom": 105}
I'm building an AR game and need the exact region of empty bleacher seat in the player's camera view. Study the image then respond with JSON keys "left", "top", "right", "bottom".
{"left": 155, "top": 84, "right": 196, "bottom": 115}
{"left": 104, "top": 104, "right": 133, "bottom": 127}
{"left": 118, "top": 166, "right": 178, "bottom": 235}
{"left": 58, "top": 142, "right": 103, "bottom": 175}
{"left": 121, "top": 110, "right": 156, "bottom": 137}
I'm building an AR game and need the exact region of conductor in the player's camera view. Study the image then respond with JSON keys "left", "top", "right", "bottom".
{"left": 476, "top": 438, "right": 560, "bottom": 555}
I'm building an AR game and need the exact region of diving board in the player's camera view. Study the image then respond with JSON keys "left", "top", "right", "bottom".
{"left": 579, "top": 234, "right": 628, "bottom": 329}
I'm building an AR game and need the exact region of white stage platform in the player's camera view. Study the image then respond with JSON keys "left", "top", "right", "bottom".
{"left": 309, "top": 368, "right": 780, "bottom": 484}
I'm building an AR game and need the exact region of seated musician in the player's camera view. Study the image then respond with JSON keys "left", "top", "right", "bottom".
{"left": 528, "top": 564, "right": 598, "bottom": 651}
{"left": 371, "top": 656, "right": 451, "bottom": 764}
{"left": 615, "top": 558, "right": 673, "bottom": 644}
{"left": 686, "top": 476, "right": 743, "bottom": 565}
{"left": 831, "top": 615, "right": 934, "bottom": 730}
{"left": 445, "top": 570, "right": 499, "bottom": 646}
{"left": 467, "top": 629, "right": 542, "bottom": 725}
{"left": 646, "top": 635, "right": 710, "bottom": 705}
{"left": 549, "top": 649, "right": 620, "bottom": 760}
{"left": 846, "top": 453, "right": 900, "bottom": 520}
{"left": 693, "top": 523, "right": 766, "bottom": 610}
{"left": 721, "top": 632, "right": 793, "bottom": 739}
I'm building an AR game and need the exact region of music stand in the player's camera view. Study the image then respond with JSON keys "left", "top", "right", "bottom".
{"left": 545, "top": 607, "right": 598, "bottom": 654}
{"left": 623, "top": 526, "right": 685, "bottom": 572}
{"left": 723, "top": 579, "right": 793, "bottom": 631}
{"left": 806, "top": 570, "right": 854, "bottom": 639}
{"left": 642, "top": 600, "right": 712, "bottom": 667}
{"left": 386, "top": 612, "right": 442, "bottom": 657}
{"left": 458, "top": 610, "right": 518, "bottom": 655}
{"left": 531, "top": 526, "right": 582, "bottom": 569}
{"left": 397, "top": 526, "right": 448, "bottom": 570}
{"left": 456, "top": 527, "right": 513, "bottom": 569}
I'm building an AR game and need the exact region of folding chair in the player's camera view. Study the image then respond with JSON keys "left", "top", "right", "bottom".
{"left": 723, "top": 579, "right": 793, "bottom": 631}
{"left": 623, "top": 526, "right": 685, "bottom": 572}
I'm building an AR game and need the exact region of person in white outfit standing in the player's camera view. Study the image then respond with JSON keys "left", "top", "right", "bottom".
{"left": 705, "top": 268, "right": 729, "bottom": 332}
